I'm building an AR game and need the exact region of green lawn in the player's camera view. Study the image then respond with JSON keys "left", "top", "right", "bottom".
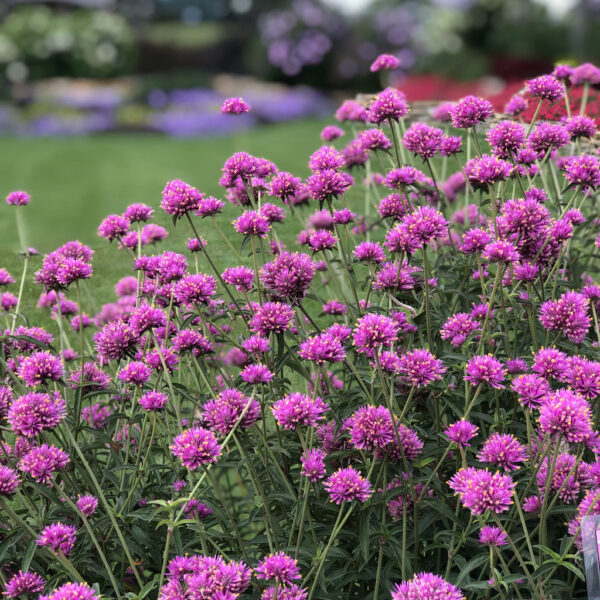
{"left": 0, "top": 119, "right": 328, "bottom": 322}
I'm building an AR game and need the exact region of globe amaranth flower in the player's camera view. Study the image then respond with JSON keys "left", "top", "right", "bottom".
{"left": 260, "top": 251, "right": 315, "bottom": 300}
{"left": 233, "top": 210, "right": 271, "bottom": 238}
{"left": 353, "top": 241, "right": 386, "bottom": 263}
{"left": 272, "top": 393, "right": 329, "bottom": 430}
{"left": 170, "top": 427, "right": 221, "bottom": 469}
{"left": 242, "top": 335, "right": 270, "bottom": 355}
{"left": 464, "top": 355, "right": 506, "bottom": 389}
{"left": 526, "top": 74, "right": 565, "bottom": 102}
{"left": 377, "top": 193, "right": 410, "bottom": 220}
{"left": 324, "top": 466, "right": 373, "bottom": 504}
{"left": 202, "top": 388, "right": 260, "bottom": 435}
{"left": 563, "top": 154, "right": 600, "bottom": 189}
{"left": 539, "top": 389, "right": 594, "bottom": 443}
{"left": 358, "top": 128, "right": 392, "bottom": 152}
{"left": 56, "top": 258, "right": 92, "bottom": 287}
{"left": 528, "top": 122, "right": 570, "bottom": 154}
{"left": 464, "top": 154, "right": 512, "bottom": 189}
{"left": 445, "top": 420, "right": 478, "bottom": 447}
{"left": 174, "top": 273, "right": 216, "bottom": 305}
{"left": 19, "top": 444, "right": 69, "bottom": 485}
{"left": 342, "top": 139, "right": 369, "bottom": 168}
{"left": 481, "top": 239, "right": 520, "bottom": 263}
{"left": 124, "top": 202, "right": 154, "bottom": 223}
{"left": 195, "top": 195, "right": 225, "bottom": 218}
{"left": 570, "top": 62, "right": 600, "bottom": 85}
{"left": 565, "top": 356, "right": 600, "bottom": 399}
{"left": 510, "top": 374, "right": 550, "bottom": 409}
{"left": 76, "top": 494, "right": 98, "bottom": 517}
{"left": 6, "top": 190, "right": 30, "bottom": 206}
{"left": 335, "top": 99, "right": 367, "bottom": 122}
{"left": 69, "top": 362, "right": 111, "bottom": 391}
{"left": 532, "top": 347, "right": 569, "bottom": 380}
{"left": 97, "top": 214, "right": 130, "bottom": 240}
{"left": 255, "top": 552, "right": 301, "bottom": 584}
{"left": 222, "top": 266, "right": 254, "bottom": 293}
{"left": 0, "top": 465, "right": 20, "bottom": 495}
{"left": 391, "top": 572, "right": 465, "bottom": 600}
{"left": 161, "top": 179, "right": 203, "bottom": 218}
{"left": 539, "top": 291, "right": 590, "bottom": 343}
{"left": 537, "top": 452, "right": 591, "bottom": 502}
{"left": 367, "top": 88, "right": 408, "bottom": 123}
{"left": 486, "top": 120, "right": 526, "bottom": 158}
{"left": 565, "top": 115, "right": 597, "bottom": 139}
{"left": 385, "top": 166, "right": 421, "bottom": 188}
{"left": 400, "top": 206, "right": 448, "bottom": 246}
{"left": 95, "top": 320, "right": 139, "bottom": 362}
{"left": 397, "top": 348, "right": 446, "bottom": 387}
{"left": 45, "top": 583, "right": 100, "bottom": 600}
{"left": 306, "top": 169, "right": 353, "bottom": 201}
{"left": 370, "top": 53, "right": 400, "bottom": 71}
{"left": 321, "top": 125, "right": 344, "bottom": 141}
{"left": 18, "top": 351, "right": 63, "bottom": 387}
{"left": 221, "top": 97, "right": 250, "bottom": 114}
{"left": 298, "top": 333, "right": 346, "bottom": 365}
{"left": 504, "top": 94, "right": 527, "bottom": 116}
{"left": 240, "top": 363, "right": 273, "bottom": 385}
{"left": 4, "top": 570, "right": 45, "bottom": 597}
{"left": 402, "top": 122, "right": 444, "bottom": 160}
{"left": 448, "top": 467, "right": 515, "bottom": 514}
{"left": 568, "top": 488, "right": 600, "bottom": 549}
{"left": 352, "top": 313, "right": 398, "bottom": 356}
{"left": 8, "top": 391, "right": 66, "bottom": 437}
{"left": 37, "top": 522, "right": 77, "bottom": 555}
{"left": 450, "top": 95, "right": 494, "bottom": 128}
{"left": 249, "top": 302, "right": 295, "bottom": 336}
{"left": 300, "top": 448, "right": 326, "bottom": 481}
{"left": 477, "top": 433, "right": 527, "bottom": 471}
{"left": 460, "top": 228, "right": 491, "bottom": 254}
{"left": 139, "top": 391, "right": 169, "bottom": 411}
{"left": 308, "top": 229, "right": 337, "bottom": 252}
{"left": 440, "top": 312, "right": 479, "bottom": 347}
{"left": 478, "top": 526, "right": 508, "bottom": 547}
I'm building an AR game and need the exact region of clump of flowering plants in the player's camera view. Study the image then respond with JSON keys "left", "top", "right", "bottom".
{"left": 3, "top": 62, "right": 600, "bottom": 600}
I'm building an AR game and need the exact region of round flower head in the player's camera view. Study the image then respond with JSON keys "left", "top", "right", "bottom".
{"left": 571, "top": 62, "right": 600, "bottom": 85}
{"left": 298, "top": 333, "right": 345, "bottom": 365}
{"left": 306, "top": 169, "right": 353, "bottom": 201}
{"left": 139, "top": 391, "right": 168, "bottom": 411}
{"left": 539, "top": 291, "right": 590, "bottom": 344}
{"left": 4, "top": 570, "right": 45, "bottom": 597}
{"left": 335, "top": 99, "right": 367, "bottom": 122}
{"left": 271, "top": 393, "right": 329, "bottom": 429}
{"left": 97, "top": 214, "right": 129, "bottom": 241}
{"left": 391, "top": 572, "right": 465, "bottom": 600}
{"left": 370, "top": 53, "right": 400, "bottom": 72}
{"left": 400, "top": 206, "right": 448, "bottom": 246}
{"left": 445, "top": 420, "right": 478, "bottom": 447}
{"left": 486, "top": 120, "right": 525, "bottom": 158}
{"left": 510, "top": 374, "right": 550, "bottom": 409}
{"left": 18, "top": 351, "right": 63, "bottom": 387}
{"left": 124, "top": 202, "right": 154, "bottom": 223}
{"left": 309, "top": 146, "right": 344, "bottom": 172}
{"left": 464, "top": 355, "right": 506, "bottom": 389}
{"left": 308, "top": 229, "right": 337, "bottom": 252}
{"left": 353, "top": 241, "right": 386, "bottom": 263}
{"left": 397, "top": 348, "right": 446, "bottom": 387}
{"left": 221, "top": 97, "right": 250, "bottom": 114}
{"left": 532, "top": 347, "right": 569, "bottom": 380}
{"left": 464, "top": 154, "right": 512, "bottom": 189}
{"left": 346, "top": 404, "right": 395, "bottom": 451}
{"left": 37, "top": 522, "right": 77, "bottom": 555}
{"left": 196, "top": 196, "right": 225, "bottom": 218}
{"left": 539, "top": 389, "right": 593, "bottom": 443}
{"left": 563, "top": 154, "right": 600, "bottom": 189}
{"left": 477, "top": 432, "right": 527, "bottom": 471}
{"left": 240, "top": 363, "right": 273, "bottom": 385}
{"left": 261, "top": 251, "right": 315, "bottom": 300}
{"left": 504, "top": 94, "right": 527, "bottom": 116}
{"left": 301, "top": 448, "right": 326, "bottom": 481}
{"left": 0, "top": 465, "right": 20, "bottom": 495}
{"left": 19, "top": 444, "right": 69, "bottom": 485}
{"left": 45, "top": 583, "right": 99, "bottom": 600}
{"left": 321, "top": 125, "right": 344, "bottom": 141}
{"left": 450, "top": 95, "right": 493, "bottom": 128}
{"left": 352, "top": 313, "right": 398, "bottom": 356}
{"left": 565, "top": 115, "right": 597, "bottom": 139}
{"left": 385, "top": 166, "right": 421, "bottom": 188}
{"left": 448, "top": 467, "right": 515, "bottom": 514}
{"left": 249, "top": 302, "right": 294, "bottom": 336}
{"left": 76, "top": 494, "right": 98, "bottom": 517}
{"left": 95, "top": 320, "right": 139, "bottom": 362}
{"left": 6, "top": 190, "right": 30, "bottom": 206}
{"left": 358, "top": 128, "right": 391, "bottom": 152}
{"left": 402, "top": 122, "right": 444, "bottom": 160}
{"left": 528, "top": 122, "right": 570, "bottom": 154}
{"left": 255, "top": 552, "right": 301, "bottom": 584}
{"left": 440, "top": 312, "right": 479, "bottom": 347}
{"left": 440, "top": 135, "right": 462, "bottom": 157}
{"left": 161, "top": 179, "right": 203, "bottom": 218}
{"left": 202, "top": 388, "right": 260, "bottom": 435}
{"left": 269, "top": 171, "right": 302, "bottom": 202}
{"left": 174, "top": 273, "right": 216, "bottom": 305}
{"left": 324, "top": 466, "right": 373, "bottom": 504}
{"left": 8, "top": 391, "right": 66, "bottom": 437}
{"left": 526, "top": 74, "right": 565, "bottom": 102}
{"left": 170, "top": 427, "right": 221, "bottom": 469}
{"left": 367, "top": 88, "right": 408, "bottom": 123}
{"left": 478, "top": 526, "right": 508, "bottom": 547}
{"left": 482, "top": 239, "right": 520, "bottom": 263}
{"left": 233, "top": 210, "right": 271, "bottom": 238}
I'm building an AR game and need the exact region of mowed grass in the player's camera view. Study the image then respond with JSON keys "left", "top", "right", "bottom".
{"left": 0, "top": 118, "right": 328, "bottom": 326}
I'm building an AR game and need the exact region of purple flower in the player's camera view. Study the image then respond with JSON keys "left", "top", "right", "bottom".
{"left": 240, "top": 363, "right": 273, "bottom": 384}
{"left": 0, "top": 267, "right": 15, "bottom": 286}
{"left": 161, "top": 179, "right": 203, "bottom": 218}
{"left": 563, "top": 154, "right": 600, "bottom": 189}
{"left": 242, "top": 335, "right": 270, "bottom": 355}
{"left": 464, "top": 154, "right": 512, "bottom": 189}
{"left": 255, "top": 552, "right": 301, "bottom": 584}
{"left": 565, "top": 356, "right": 600, "bottom": 399}
{"left": 249, "top": 302, "right": 294, "bottom": 336}
{"left": 37, "top": 522, "right": 77, "bottom": 554}
{"left": 353, "top": 241, "right": 386, "bottom": 263}
{"left": 8, "top": 391, "right": 66, "bottom": 437}
{"left": 18, "top": 351, "right": 63, "bottom": 387}
{"left": 269, "top": 172, "right": 302, "bottom": 201}
{"left": 478, "top": 526, "right": 508, "bottom": 547}
{"left": 139, "top": 391, "right": 169, "bottom": 411}
{"left": 0, "top": 465, "right": 20, "bottom": 495}
{"left": 6, "top": 190, "right": 30, "bottom": 206}
{"left": 358, "top": 128, "right": 391, "bottom": 151}
{"left": 464, "top": 355, "right": 506, "bottom": 389}
{"left": 528, "top": 122, "right": 570, "bottom": 154}
{"left": 170, "top": 427, "right": 221, "bottom": 469}
{"left": 333, "top": 208, "right": 355, "bottom": 225}
{"left": 504, "top": 94, "right": 527, "bottom": 116}
{"left": 196, "top": 196, "right": 225, "bottom": 218}
{"left": 378, "top": 193, "right": 410, "bottom": 220}
{"left": 321, "top": 125, "right": 344, "bottom": 141}
{"left": 174, "top": 273, "right": 216, "bottom": 305}
{"left": 486, "top": 120, "right": 525, "bottom": 158}
{"left": 46, "top": 583, "right": 99, "bottom": 600}
{"left": 118, "top": 361, "right": 152, "bottom": 386}
{"left": 440, "top": 135, "right": 462, "bottom": 156}
{"left": 19, "top": 444, "right": 69, "bottom": 485}
{"left": 460, "top": 228, "right": 491, "bottom": 254}
{"left": 124, "top": 202, "right": 154, "bottom": 223}
{"left": 539, "top": 291, "right": 590, "bottom": 343}
{"left": 448, "top": 467, "right": 515, "bottom": 514}
{"left": 477, "top": 433, "right": 527, "bottom": 471}
{"left": 539, "top": 389, "right": 594, "bottom": 443}
{"left": 565, "top": 116, "right": 597, "bottom": 139}
{"left": 402, "top": 122, "right": 444, "bottom": 160}
{"left": 352, "top": 313, "right": 398, "bottom": 356}
{"left": 202, "top": 388, "right": 260, "bottom": 435}
{"left": 76, "top": 494, "right": 98, "bottom": 517}
{"left": 221, "top": 97, "right": 250, "bottom": 114}
{"left": 309, "top": 146, "right": 344, "bottom": 172}
{"left": 184, "top": 499, "right": 212, "bottom": 519}
{"left": 300, "top": 448, "right": 326, "bottom": 481}
{"left": 233, "top": 210, "right": 271, "bottom": 238}
{"left": 391, "top": 573, "right": 464, "bottom": 600}
{"left": 95, "top": 320, "right": 139, "bottom": 362}
{"left": 324, "top": 467, "right": 373, "bottom": 504}
{"left": 482, "top": 240, "right": 520, "bottom": 263}
{"left": 298, "top": 333, "right": 345, "bottom": 365}
{"left": 222, "top": 266, "right": 254, "bottom": 293}
{"left": 526, "top": 74, "right": 565, "bottom": 102}
{"left": 306, "top": 169, "right": 353, "bottom": 201}
{"left": 570, "top": 62, "right": 600, "bottom": 85}
{"left": 271, "top": 393, "right": 329, "bottom": 429}
{"left": 401, "top": 206, "right": 448, "bottom": 246}
{"left": 308, "top": 229, "right": 337, "bottom": 252}
{"left": 385, "top": 166, "right": 421, "bottom": 188}
{"left": 532, "top": 347, "right": 569, "bottom": 380}
{"left": 346, "top": 405, "right": 394, "bottom": 451}
{"left": 342, "top": 139, "right": 369, "bottom": 168}
{"left": 440, "top": 313, "right": 479, "bottom": 347}
{"left": 335, "top": 100, "right": 367, "bottom": 122}
{"left": 4, "top": 571, "right": 45, "bottom": 597}
{"left": 450, "top": 95, "right": 494, "bottom": 128}
{"left": 397, "top": 348, "right": 446, "bottom": 387}
{"left": 261, "top": 251, "right": 315, "bottom": 300}
{"left": 510, "top": 374, "right": 550, "bottom": 409}
{"left": 97, "top": 214, "right": 130, "bottom": 241}
{"left": 445, "top": 420, "right": 478, "bottom": 447}
{"left": 367, "top": 88, "right": 408, "bottom": 123}
{"left": 370, "top": 53, "right": 400, "bottom": 72}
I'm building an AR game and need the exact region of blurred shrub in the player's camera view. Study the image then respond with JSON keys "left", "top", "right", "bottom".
{"left": 0, "top": 6, "right": 136, "bottom": 82}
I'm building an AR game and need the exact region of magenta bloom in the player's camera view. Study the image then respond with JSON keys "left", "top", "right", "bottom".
{"left": 118, "top": 361, "right": 152, "bottom": 386}
{"left": 298, "top": 333, "right": 345, "bottom": 365}
{"left": 486, "top": 120, "right": 525, "bottom": 158}
{"left": 464, "top": 355, "right": 506, "bottom": 389}
{"left": 478, "top": 526, "right": 508, "bottom": 547}
{"left": 6, "top": 190, "right": 30, "bottom": 206}
{"left": 352, "top": 313, "right": 398, "bottom": 356}
{"left": 306, "top": 169, "right": 353, "bottom": 201}
{"left": 324, "top": 467, "right": 373, "bottom": 504}
{"left": 4, "top": 571, "right": 45, "bottom": 597}
{"left": 367, "top": 88, "right": 408, "bottom": 123}
{"left": 510, "top": 374, "right": 550, "bottom": 409}
{"left": 448, "top": 467, "right": 515, "bottom": 514}
{"left": 301, "top": 448, "right": 327, "bottom": 481}
{"left": 539, "top": 389, "right": 593, "bottom": 443}
{"left": 240, "top": 363, "right": 274, "bottom": 385}
{"left": 477, "top": 433, "right": 527, "bottom": 471}
{"left": 346, "top": 405, "right": 394, "bottom": 451}
{"left": 249, "top": 302, "right": 295, "bottom": 336}
{"left": 385, "top": 166, "right": 420, "bottom": 188}
{"left": 45, "top": 583, "right": 99, "bottom": 600}
{"left": 450, "top": 95, "right": 494, "bottom": 128}
{"left": 391, "top": 573, "right": 464, "bottom": 600}
{"left": 233, "top": 210, "right": 271, "bottom": 238}
{"left": 97, "top": 214, "right": 130, "bottom": 240}
{"left": 19, "top": 443, "right": 69, "bottom": 485}
{"left": 0, "top": 466, "right": 20, "bottom": 495}
{"left": 139, "top": 391, "right": 169, "bottom": 411}
{"left": 221, "top": 97, "right": 250, "bottom": 114}
{"left": 504, "top": 94, "right": 527, "bottom": 116}
{"left": 321, "top": 125, "right": 344, "bottom": 141}
{"left": 440, "top": 313, "right": 479, "bottom": 347}
{"left": 397, "top": 349, "right": 446, "bottom": 387}
{"left": 170, "top": 427, "right": 221, "bottom": 469}
{"left": 401, "top": 206, "right": 448, "bottom": 246}
{"left": 358, "top": 128, "right": 391, "bottom": 152}
{"left": 571, "top": 62, "right": 600, "bottom": 85}
{"left": 336, "top": 100, "right": 367, "bottom": 122}
{"left": 261, "top": 251, "right": 315, "bottom": 300}
{"left": 18, "top": 351, "right": 63, "bottom": 387}
{"left": 202, "top": 388, "right": 260, "bottom": 435}
{"left": 95, "top": 320, "right": 139, "bottom": 362}
{"left": 308, "top": 229, "right": 337, "bottom": 252}
{"left": 196, "top": 196, "right": 225, "bottom": 218}
{"left": 563, "top": 154, "right": 600, "bottom": 189}
{"left": 565, "top": 356, "right": 600, "bottom": 399}
{"left": 526, "top": 74, "right": 565, "bottom": 102}
{"left": 174, "top": 273, "right": 216, "bottom": 305}
{"left": 528, "top": 122, "right": 570, "bottom": 154}
{"left": 481, "top": 240, "right": 520, "bottom": 263}
{"left": 445, "top": 420, "right": 478, "bottom": 447}
{"left": 124, "top": 202, "right": 154, "bottom": 223}
{"left": 539, "top": 291, "right": 590, "bottom": 343}
{"left": 76, "top": 494, "right": 98, "bottom": 517}
{"left": 370, "top": 53, "right": 400, "bottom": 72}
{"left": 8, "top": 391, "right": 66, "bottom": 437}
{"left": 255, "top": 552, "right": 301, "bottom": 584}
{"left": 402, "top": 122, "right": 444, "bottom": 159}
{"left": 464, "top": 154, "right": 512, "bottom": 189}
{"left": 223, "top": 266, "right": 254, "bottom": 292}
{"left": 271, "top": 393, "right": 329, "bottom": 429}
{"left": 161, "top": 179, "right": 203, "bottom": 218}
{"left": 37, "top": 522, "right": 77, "bottom": 554}
{"left": 532, "top": 347, "right": 569, "bottom": 380}
{"left": 565, "top": 116, "right": 597, "bottom": 139}
{"left": 353, "top": 241, "right": 386, "bottom": 263}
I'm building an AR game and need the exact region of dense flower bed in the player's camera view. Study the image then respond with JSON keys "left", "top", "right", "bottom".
{"left": 2, "top": 58, "right": 600, "bottom": 600}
